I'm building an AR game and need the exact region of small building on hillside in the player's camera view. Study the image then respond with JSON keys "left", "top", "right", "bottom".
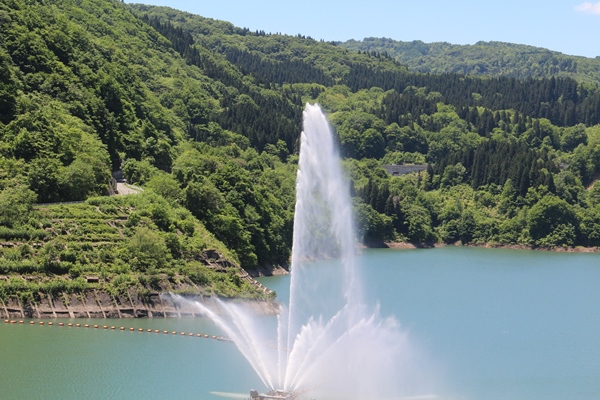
{"left": 382, "top": 164, "right": 427, "bottom": 176}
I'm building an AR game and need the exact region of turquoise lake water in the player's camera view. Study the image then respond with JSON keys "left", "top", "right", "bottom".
{"left": 1, "top": 246, "right": 599, "bottom": 400}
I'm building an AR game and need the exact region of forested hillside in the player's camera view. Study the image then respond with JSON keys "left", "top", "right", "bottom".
{"left": 341, "top": 38, "right": 600, "bottom": 85}
{"left": 129, "top": 4, "right": 600, "bottom": 248}
{"left": 1, "top": 0, "right": 600, "bottom": 305}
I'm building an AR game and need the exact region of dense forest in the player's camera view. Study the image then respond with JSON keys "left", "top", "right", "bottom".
{"left": 1, "top": 0, "right": 600, "bottom": 302}
{"left": 341, "top": 38, "right": 600, "bottom": 85}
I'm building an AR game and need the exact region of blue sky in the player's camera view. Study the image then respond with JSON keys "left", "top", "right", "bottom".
{"left": 127, "top": 1, "right": 600, "bottom": 58}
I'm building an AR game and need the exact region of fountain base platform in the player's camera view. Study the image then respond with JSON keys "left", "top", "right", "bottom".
{"left": 250, "top": 389, "right": 298, "bottom": 400}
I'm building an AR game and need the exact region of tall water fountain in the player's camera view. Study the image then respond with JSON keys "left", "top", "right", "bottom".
{"left": 183, "top": 104, "right": 436, "bottom": 399}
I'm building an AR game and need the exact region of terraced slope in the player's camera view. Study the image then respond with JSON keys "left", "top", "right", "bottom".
{"left": 0, "top": 193, "right": 274, "bottom": 318}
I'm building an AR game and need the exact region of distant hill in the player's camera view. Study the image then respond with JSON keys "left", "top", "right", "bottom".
{"left": 340, "top": 38, "right": 600, "bottom": 85}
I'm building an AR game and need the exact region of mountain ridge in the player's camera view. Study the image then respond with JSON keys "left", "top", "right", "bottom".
{"left": 340, "top": 37, "right": 600, "bottom": 85}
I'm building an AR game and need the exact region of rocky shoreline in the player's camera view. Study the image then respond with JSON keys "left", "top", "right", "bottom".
{"left": 383, "top": 241, "right": 600, "bottom": 252}
{"left": 0, "top": 288, "right": 279, "bottom": 320}
{"left": 247, "top": 264, "right": 290, "bottom": 277}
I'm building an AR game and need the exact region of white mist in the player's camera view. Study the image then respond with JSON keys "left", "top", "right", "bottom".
{"left": 176, "top": 104, "right": 440, "bottom": 399}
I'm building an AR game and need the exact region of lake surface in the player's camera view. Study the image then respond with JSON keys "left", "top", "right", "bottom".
{"left": 1, "top": 246, "right": 599, "bottom": 400}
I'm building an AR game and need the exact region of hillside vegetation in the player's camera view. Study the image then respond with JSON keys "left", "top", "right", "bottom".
{"left": 1, "top": 0, "right": 600, "bottom": 303}
{"left": 0, "top": 192, "right": 272, "bottom": 304}
{"left": 341, "top": 38, "right": 600, "bottom": 85}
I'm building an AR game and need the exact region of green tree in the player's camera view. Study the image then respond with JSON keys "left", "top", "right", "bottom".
{"left": 528, "top": 195, "right": 578, "bottom": 247}
{"left": 27, "top": 157, "right": 62, "bottom": 203}
{"left": 437, "top": 197, "right": 462, "bottom": 243}
{"left": 0, "top": 48, "right": 18, "bottom": 124}
{"left": 440, "top": 163, "right": 466, "bottom": 188}
{"left": 184, "top": 179, "right": 224, "bottom": 220}
{"left": 560, "top": 124, "right": 587, "bottom": 152}
{"left": 589, "top": 181, "right": 600, "bottom": 207}
{"left": 338, "top": 128, "right": 362, "bottom": 158}
{"left": 579, "top": 206, "right": 600, "bottom": 246}
{"left": 360, "top": 128, "right": 386, "bottom": 159}
{"left": 127, "top": 227, "right": 169, "bottom": 271}
{"left": 403, "top": 202, "right": 436, "bottom": 243}
{"left": 0, "top": 184, "right": 37, "bottom": 227}
{"left": 554, "top": 170, "right": 584, "bottom": 205}
{"left": 60, "top": 155, "right": 109, "bottom": 201}
{"left": 354, "top": 201, "right": 394, "bottom": 244}
{"left": 123, "top": 159, "right": 159, "bottom": 185}
{"left": 146, "top": 173, "right": 183, "bottom": 204}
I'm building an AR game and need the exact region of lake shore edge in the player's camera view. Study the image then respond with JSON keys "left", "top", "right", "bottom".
{"left": 381, "top": 241, "right": 600, "bottom": 252}
{"left": 0, "top": 289, "right": 279, "bottom": 320}
{"left": 5, "top": 241, "right": 597, "bottom": 320}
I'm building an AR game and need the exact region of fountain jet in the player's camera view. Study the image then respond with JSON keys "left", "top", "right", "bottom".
{"left": 182, "top": 104, "right": 436, "bottom": 399}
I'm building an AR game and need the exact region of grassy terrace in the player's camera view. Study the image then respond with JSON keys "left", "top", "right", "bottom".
{"left": 0, "top": 193, "right": 273, "bottom": 305}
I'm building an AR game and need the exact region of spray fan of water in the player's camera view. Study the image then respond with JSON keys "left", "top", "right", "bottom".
{"left": 176, "top": 104, "right": 438, "bottom": 399}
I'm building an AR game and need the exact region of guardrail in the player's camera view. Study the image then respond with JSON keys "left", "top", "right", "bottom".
{"left": 33, "top": 201, "right": 85, "bottom": 208}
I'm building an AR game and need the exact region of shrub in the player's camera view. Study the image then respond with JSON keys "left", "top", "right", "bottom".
{"left": 127, "top": 227, "right": 169, "bottom": 271}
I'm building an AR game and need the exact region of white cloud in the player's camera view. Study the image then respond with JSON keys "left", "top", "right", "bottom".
{"left": 575, "top": 2, "right": 600, "bottom": 14}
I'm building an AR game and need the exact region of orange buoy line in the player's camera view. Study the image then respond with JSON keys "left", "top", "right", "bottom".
{"left": 5, "top": 320, "right": 231, "bottom": 342}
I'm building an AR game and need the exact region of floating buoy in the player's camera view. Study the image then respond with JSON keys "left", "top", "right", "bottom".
{"left": 2, "top": 319, "right": 232, "bottom": 345}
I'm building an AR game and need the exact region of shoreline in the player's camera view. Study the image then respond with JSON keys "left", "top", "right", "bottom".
{"left": 382, "top": 241, "right": 600, "bottom": 253}
{"left": 246, "top": 264, "right": 290, "bottom": 277}
{"left": 0, "top": 289, "right": 279, "bottom": 320}
{"left": 4, "top": 243, "right": 598, "bottom": 320}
